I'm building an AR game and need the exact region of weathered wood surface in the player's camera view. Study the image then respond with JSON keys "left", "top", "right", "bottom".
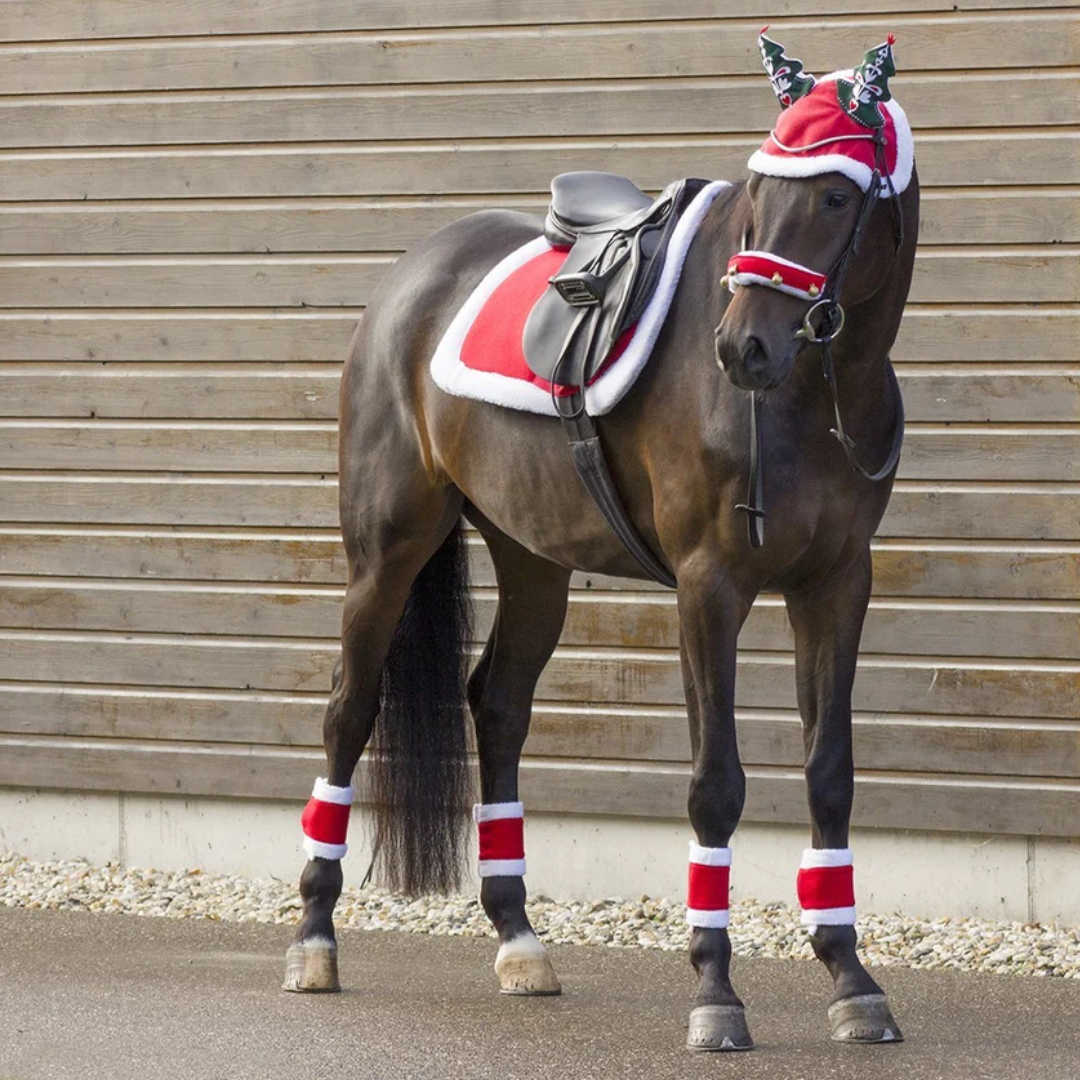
{"left": 0, "top": 630, "right": 1076, "bottom": 720}
{"left": 1, "top": 0, "right": 1068, "bottom": 43}
{"left": 2, "top": 135, "right": 1075, "bottom": 204}
{"left": 2, "top": 365, "right": 1078, "bottom": 424}
{"left": 1, "top": 2, "right": 1077, "bottom": 841}
{"left": 2, "top": 684, "right": 1079, "bottom": 784}
{"left": 2, "top": 76, "right": 1075, "bottom": 151}
{"left": 2, "top": 191, "right": 1076, "bottom": 255}
{"left": 1, "top": 309, "right": 1075, "bottom": 363}
{"left": 0, "top": 249, "right": 1075, "bottom": 308}
{"left": 2, "top": 528, "right": 1076, "bottom": 600}
{"left": 0, "top": 579, "right": 1075, "bottom": 662}
{"left": 3, "top": 14, "right": 1076, "bottom": 95}
{"left": 1, "top": 475, "right": 1077, "bottom": 539}
{"left": 1, "top": 732, "right": 1079, "bottom": 839}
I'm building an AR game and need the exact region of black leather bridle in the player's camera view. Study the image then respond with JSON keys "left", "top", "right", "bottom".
{"left": 735, "top": 132, "right": 907, "bottom": 548}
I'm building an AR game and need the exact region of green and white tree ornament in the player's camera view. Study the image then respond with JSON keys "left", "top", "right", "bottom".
{"left": 758, "top": 27, "right": 817, "bottom": 110}
{"left": 836, "top": 36, "right": 897, "bottom": 128}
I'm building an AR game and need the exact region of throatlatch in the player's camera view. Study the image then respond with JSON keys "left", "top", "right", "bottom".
{"left": 301, "top": 777, "right": 355, "bottom": 860}
{"left": 474, "top": 801, "right": 526, "bottom": 877}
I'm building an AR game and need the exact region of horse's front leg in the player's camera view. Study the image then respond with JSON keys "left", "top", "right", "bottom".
{"left": 785, "top": 549, "right": 902, "bottom": 1044}
{"left": 677, "top": 565, "right": 755, "bottom": 1052}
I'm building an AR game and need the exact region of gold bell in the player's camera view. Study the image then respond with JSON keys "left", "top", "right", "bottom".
{"left": 809, "top": 284, "right": 820, "bottom": 297}
{"left": 771, "top": 272, "right": 783, "bottom": 285}
{"left": 720, "top": 275, "right": 729, "bottom": 288}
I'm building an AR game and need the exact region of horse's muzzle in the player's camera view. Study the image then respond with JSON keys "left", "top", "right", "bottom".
{"left": 714, "top": 325, "right": 796, "bottom": 392}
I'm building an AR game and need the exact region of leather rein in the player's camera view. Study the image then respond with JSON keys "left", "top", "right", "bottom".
{"left": 726, "top": 132, "right": 906, "bottom": 548}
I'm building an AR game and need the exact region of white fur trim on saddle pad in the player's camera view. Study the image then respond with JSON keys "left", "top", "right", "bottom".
{"left": 430, "top": 180, "right": 732, "bottom": 417}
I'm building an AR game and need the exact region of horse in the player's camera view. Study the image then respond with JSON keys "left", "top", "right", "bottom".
{"left": 282, "top": 34, "right": 919, "bottom": 1052}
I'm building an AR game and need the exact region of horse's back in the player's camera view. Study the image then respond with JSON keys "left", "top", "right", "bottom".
{"left": 346, "top": 208, "right": 542, "bottom": 396}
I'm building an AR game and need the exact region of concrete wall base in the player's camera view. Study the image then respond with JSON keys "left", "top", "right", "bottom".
{"left": 2, "top": 787, "right": 1077, "bottom": 926}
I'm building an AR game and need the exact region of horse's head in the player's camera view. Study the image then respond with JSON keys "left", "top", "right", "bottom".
{"left": 715, "top": 31, "right": 914, "bottom": 392}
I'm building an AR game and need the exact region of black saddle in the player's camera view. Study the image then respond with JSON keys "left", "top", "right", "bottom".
{"left": 523, "top": 171, "right": 707, "bottom": 390}
{"left": 518, "top": 172, "right": 711, "bottom": 591}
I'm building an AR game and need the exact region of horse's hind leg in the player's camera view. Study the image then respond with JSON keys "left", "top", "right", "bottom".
{"left": 467, "top": 523, "right": 570, "bottom": 995}
{"left": 785, "top": 550, "right": 902, "bottom": 1043}
{"left": 284, "top": 488, "right": 466, "bottom": 992}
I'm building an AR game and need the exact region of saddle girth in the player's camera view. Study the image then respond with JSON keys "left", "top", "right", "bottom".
{"left": 527, "top": 172, "right": 709, "bottom": 589}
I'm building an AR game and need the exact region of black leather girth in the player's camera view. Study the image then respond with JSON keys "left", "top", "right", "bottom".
{"left": 558, "top": 394, "right": 677, "bottom": 589}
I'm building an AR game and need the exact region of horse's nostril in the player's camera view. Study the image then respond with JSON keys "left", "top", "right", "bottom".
{"left": 745, "top": 336, "right": 768, "bottom": 371}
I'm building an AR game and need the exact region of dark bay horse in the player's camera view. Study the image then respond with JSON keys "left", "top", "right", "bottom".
{"left": 283, "top": 38, "right": 919, "bottom": 1053}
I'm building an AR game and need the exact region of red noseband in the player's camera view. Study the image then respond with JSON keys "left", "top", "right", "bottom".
{"left": 723, "top": 250, "right": 827, "bottom": 301}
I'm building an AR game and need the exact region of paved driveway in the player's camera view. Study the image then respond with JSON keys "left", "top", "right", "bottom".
{"left": 1, "top": 907, "right": 1077, "bottom": 1079}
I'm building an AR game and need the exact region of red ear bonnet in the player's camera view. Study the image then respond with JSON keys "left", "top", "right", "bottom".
{"left": 749, "top": 34, "right": 913, "bottom": 195}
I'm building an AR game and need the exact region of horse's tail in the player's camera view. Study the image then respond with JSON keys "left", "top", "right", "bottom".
{"left": 369, "top": 518, "right": 474, "bottom": 895}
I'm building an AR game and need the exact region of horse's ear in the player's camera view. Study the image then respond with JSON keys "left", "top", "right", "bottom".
{"left": 836, "top": 35, "right": 897, "bottom": 127}
{"left": 758, "top": 27, "right": 816, "bottom": 110}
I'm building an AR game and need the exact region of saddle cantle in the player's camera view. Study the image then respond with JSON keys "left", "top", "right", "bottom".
{"left": 523, "top": 172, "right": 708, "bottom": 391}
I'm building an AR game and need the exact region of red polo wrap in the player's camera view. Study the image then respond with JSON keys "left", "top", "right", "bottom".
{"left": 687, "top": 862, "right": 730, "bottom": 912}
{"left": 477, "top": 816, "right": 525, "bottom": 863}
{"left": 727, "top": 253, "right": 827, "bottom": 295}
{"left": 797, "top": 863, "right": 855, "bottom": 910}
{"left": 301, "top": 797, "right": 351, "bottom": 846}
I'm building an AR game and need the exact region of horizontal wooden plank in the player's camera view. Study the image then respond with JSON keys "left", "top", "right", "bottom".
{"left": 2, "top": 1, "right": 1065, "bottom": 44}
{"left": 1, "top": 475, "right": 1077, "bottom": 539}
{"left": 0, "top": 249, "right": 1076, "bottom": 309}
{"left": 0, "top": 630, "right": 1076, "bottom": 718}
{"left": 1, "top": 75, "right": 1074, "bottom": 151}
{"left": 0, "top": 420, "right": 340, "bottom": 473}
{"left": 2, "top": 528, "right": 1076, "bottom": 600}
{"left": 1, "top": 732, "right": 1079, "bottom": 837}
{"left": 1, "top": 134, "right": 1074, "bottom": 205}
{"left": 3, "top": 14, "right": 1076, "bottom": 95}
{"left": 1, "top": 308, "right": 1077, "bottom": 364}
{"left": 2, "top": 684, "right": 1079, "bottom": 783}
{"left": 0, "top": 255, "right": 391, "bottom": 308}
{"left": 901, "top": 428, "right": 1080, "bottom": 483}
{"left": 0, "top": 364, "right": 344, "bottom": 419}
{"left": 896, "top": 367, "right": 1080, "bottom": 423}
{"left": 3, "top": 421, "right": 1079, "bottom": 481}
{"left": 3, "top": 190, "right": 1075, "bottom": 256}
{"left": 909, "top": 250, "right": 1080, "bottom": 305}
{"left": 0, "top": 579, "right": 1074, "bottom": 660}
{"left": 2, "top": 365, "right": 1078, "bottom": 424}
{"left": 0, "top": 526, "right": 350, "bottom": 584}
{"left": 0, "top": 312, "right": 359, "bottom": 361}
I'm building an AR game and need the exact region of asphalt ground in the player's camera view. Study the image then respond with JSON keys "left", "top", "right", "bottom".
{"left": 1, "top": 907, "right": 1078, "bottom": 1080}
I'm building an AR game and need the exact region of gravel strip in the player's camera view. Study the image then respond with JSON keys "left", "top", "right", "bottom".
{"left": 2, "top": 851, "right": 1077, "bottom": 978}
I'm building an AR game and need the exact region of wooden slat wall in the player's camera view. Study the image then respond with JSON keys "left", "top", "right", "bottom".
{"left": 1, "top": 2, "right": 1078, "bottom": 838}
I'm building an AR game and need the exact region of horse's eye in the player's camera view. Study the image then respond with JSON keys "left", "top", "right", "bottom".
{"left": 826, "top": 191, "right": 851, "bottom": 209}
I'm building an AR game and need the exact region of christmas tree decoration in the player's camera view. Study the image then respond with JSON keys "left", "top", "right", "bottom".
{"left": 747, "top": 34, "right": 913, "bottom": 196}
{"left": 835, "top": 36, "right": 897, "bottom": 128}
{"left": 758, "top": 27, "right": 817, "bottom": 109}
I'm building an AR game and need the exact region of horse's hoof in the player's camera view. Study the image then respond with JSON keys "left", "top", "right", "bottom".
{"left": 686, "top": 1004, "right": 754, "bottom": 1052}
{"left": 828, "top": 993, "right": 903, "bottom": 1043}
{"left": 494, "top": 933, "right": 562, "bottom": 996}
{"left": 282, "top": 937, "right": 340, "bottom": 993}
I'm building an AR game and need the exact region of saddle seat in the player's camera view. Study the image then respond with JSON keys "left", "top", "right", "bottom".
{"left": 525, "top": 172, "right": 707, "bottom": 389}
{"left": 545, "top": 171, "right": 656, "bottom": 243}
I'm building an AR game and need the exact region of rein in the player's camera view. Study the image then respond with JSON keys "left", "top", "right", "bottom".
{"left": 725, "top": 134, "right": 905, "bottom": 548}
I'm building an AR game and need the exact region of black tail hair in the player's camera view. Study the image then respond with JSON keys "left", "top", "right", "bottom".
{"left": 368, "top": 519, "right": 474, "bottom": 895}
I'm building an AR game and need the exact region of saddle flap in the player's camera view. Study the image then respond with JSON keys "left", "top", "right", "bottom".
{"left": 524, "top": 179, "right": 700, "bottom": 390}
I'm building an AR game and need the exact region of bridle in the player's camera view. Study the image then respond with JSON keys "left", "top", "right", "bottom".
{"left": 722, "top": 131, "right": 906, "bottom": 548}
